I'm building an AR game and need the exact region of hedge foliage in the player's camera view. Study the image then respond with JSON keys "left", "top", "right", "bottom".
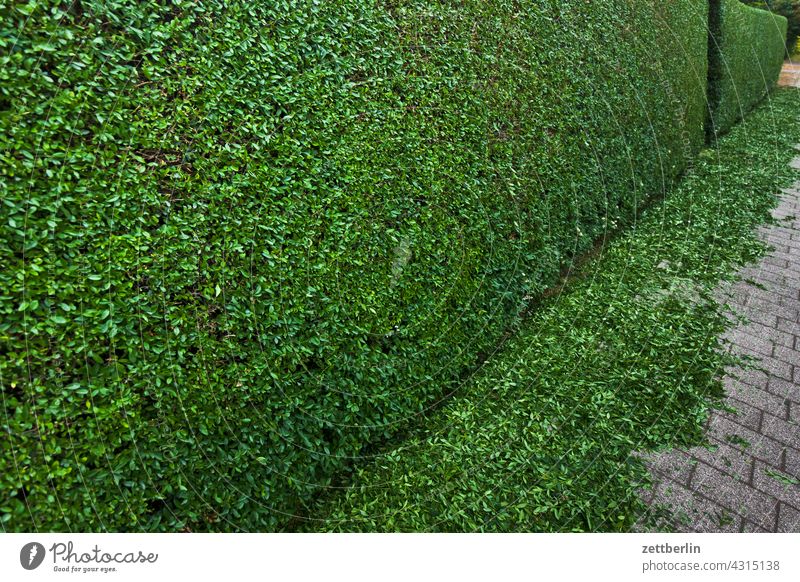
{"left": 740, "top": 0, "right": 800, "bottom": 54}
{"left": 708, "top": 0, "right": 788, "bottom": 136}
{"left": 2, "top": 0, "right": 708, "bottom": 531}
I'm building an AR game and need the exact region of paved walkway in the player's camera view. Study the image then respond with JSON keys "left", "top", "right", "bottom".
{"left": 779, "top": 60, "right": 800, "bottom": 88}
{"left": 640, "top": 163, "right": 800, "bottom": 532}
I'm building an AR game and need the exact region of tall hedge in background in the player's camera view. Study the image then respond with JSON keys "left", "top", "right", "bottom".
{"left": 708, "top": 0, "right": 788, "bottom": 137}
{"left": 1, "top": 1, "right": 708, "bottom": 531}
{"left": 740, "top": 0, "right": 800, "bottom": 54}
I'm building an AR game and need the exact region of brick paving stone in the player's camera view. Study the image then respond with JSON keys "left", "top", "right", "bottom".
{"left": 728, "top": 332, "right": 774, "bottom": 358}
{"left": 691, "top": 462, "right": 779, "bottom": 530}
{"left": 772, "top": 345, "right": 800, "bottom": 367}
{"left": 716, "top": 399, "right": 763, "bottom": 432}
{"left": 742, "top": 523, "right": 768, "bottom": 532}
{"left": 645, "top": 480, "right": 743, "bottom": 533}
{"left": 777, "top": 503, "right": 800, "bottom": 533}
{"left": 759, "top": 413, "right": 800, "bottom": 449}
{"left": 641, "top": 450, "right": 695, "bottom": 487}
{"left": 764, "top": 233, "right": 793, "bottom": 246}
{"left": 764, "top": 257, "right": 790, "bottom": 269}
{"left": 741, "top": 311, "right": 780, "bottom": 329}
{"left": 726, "top": 380, "right": 789, "bottom": 420}
{"left": 724, "top": 285, "right": 787, "bottom": 312}
{"left": 790, "top": 402, "right": 800, "bottom": 425}
{"left": 740, "top": 324, "right": 794, "bottom": 349}
{"left": 760, "top": 358, "right": 793, "bottom": 382}
{"left": 778, "top": 294, "right": 800, "bottom": 310}
{"left": 751, "top": 461, "right": 800, "bottom": 509}
{"left": 777, "top": 267, "right": 800, "bottom": 284}
{"left": 688, "top": 442, "right": 753, "bottom": 481}
{"left": 639, "top": 481, "right": 657, "bottom": 505}
{"left": 726, "top": 367, "right": 769, "bottom": 389}
{"left": 706, "top": 416, "right": 787, "bottom": 466}
{"left": 741, "top": 269, "right": 789, "bottom": 288}
{"left": 762, "top": 249, "right": 799, "bottom": 266}
{"left": 766, "top": 377, "right": 800, "bottom": 401}
{"left": 785, "top": 447, "right": 800, "bottom": 477}
{"left": 777, "top": 317, "right": 800, "bottom": 337}
{"left": 755, "top": 266, "right": 800, "bottom": 294}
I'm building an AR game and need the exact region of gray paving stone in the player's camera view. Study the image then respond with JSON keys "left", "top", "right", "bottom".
{"left": 726, "top": 367, "right": 769, "bottom": 389}
{"left": 785, "top": 446, "right": 800, "bottom": 477}
{"left": 706, "top": 416, "right": 786, "bottom": 466}
{"left": 643, "top": 450, "right": 695, "bottom": 487}
{"left": 687, "top": 441, "right": 753, "bottom": 481}
{"left": 741, "top": 269, "right": 789, "bottom": 288}
{"left": 779, "top": 293, "right": 800, "bottom": 310}
{"left": 728, "top": 332, "right": 774, "bottom": 358}
{"left": 715, "top": 399, "right": 762, "bottom": 432}
{"left": 772, "top": 345, "right": 800, "bottom": 367}
{"left": 737, "top": 324, "right": 794, "bottom": 349}
{"left": 758, "top": 265, "right": 800, "bottom": 292}
{"left": 758, "top": 358, "right": 793, "bottom": 382}
{"left": 751, "top": 461, "right": 800, "bottom": 509}
{"left": 766, "top": 377, "right": 800, "bottom": 401}
{"left": 759, "top": 413, "right": 800, "bottom": 450}
{"left": 724, "top": 285, "right": 786, "bottom": 312}
{"left": 777, "top": 502, "right": 800, "bottom": 533}
{"left": 764, "top": 257, "right": 790, "bottom": 269}
{"left": 773, "top": 261, "right": 800, "bottom": 277}
{"left": 763, "top": 243, "right": 793, "bottom": 256}
{"left": 763, "top": 246, "right": 799, "bottom": 262}
{"left": 777, "top": 267, "right": 800, "bottom": 285}
{"left": 646, "top": 479, "right": 742, "bottom": 533}
{"left": 639, "top": 481, "right": 657, "bottom": 505}
{"left": 740, "top": 311, "right": 780, "bottom": 328}
{"left": 776, "top": 317, "right": 800, "bottom": 337}
{"left": 691, "top": 462, "right": 779, "bottom": 530}
{"left": 782, "top": 274, "right": 800, "bottom": 289}
{"left": 764, "top": 233, "right": 794, "bottom": 247}
{"left": 726, "top": 380, "right": 789, "bottom": 420}
{"left": 742, "top": 520, "right": 770, "bottom": 532}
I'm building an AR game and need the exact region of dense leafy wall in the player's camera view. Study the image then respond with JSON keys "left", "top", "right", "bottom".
{"left": 1, "top": 1, "right": 708, "bottom": 531}
{"left": 708, "top": 0, "right": 788, "bottom": 136}
{"left": 740, "top": 1, "right": 800, "bottom": 54}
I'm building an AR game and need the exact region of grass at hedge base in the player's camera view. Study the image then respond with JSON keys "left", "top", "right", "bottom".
{"left": 1, "top": 1, "right": 708, "bottom": 531}
{"left": 300, "top": 89, "right": 800, "bottom": 532}
{"left": 708, "top": 0, "right": 788, "bottom": 138}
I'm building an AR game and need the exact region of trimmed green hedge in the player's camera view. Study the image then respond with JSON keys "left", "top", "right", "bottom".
{"left": 708, "top": 0, "right": 788, "bottom": 136}
{"left": 2, "top": 1, "right": 708, "bottom": 531}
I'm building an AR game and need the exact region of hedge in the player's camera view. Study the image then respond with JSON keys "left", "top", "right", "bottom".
{"left": 740, "top": 1, "right": 800, "bottom": 54}
{"left": 708, "top": 0, "right": 788, "bottom": 137}
{"left": 2, "top": 1, "right": 708, "bottom": 531}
